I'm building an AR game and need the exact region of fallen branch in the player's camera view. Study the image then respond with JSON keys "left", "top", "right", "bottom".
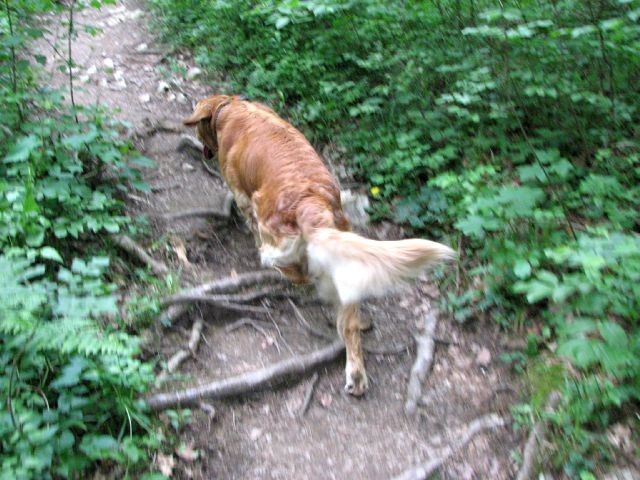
{"left": 298, "top": 372, "right": 319, "bottom": 418}
{"left": 516, "top": 391, "right": 562, "bottom": 480}
{"left": 111, "top": 234, "right": 168, "bottom": 277}
{"left": 145, "top": 339, "right": 345, "bottom": 411}
{"left": 157, "top": 317, "right": 204, "bottom": 384}
{"left": 392, "top": 413, "right": 505, "bottom": 480}
{"left": 405, "top": 310, "right": 438, "bottom": 416}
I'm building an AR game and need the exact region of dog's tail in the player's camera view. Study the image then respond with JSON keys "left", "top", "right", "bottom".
{"left": 305, "top": 228, "right": 455, "bottom": 305}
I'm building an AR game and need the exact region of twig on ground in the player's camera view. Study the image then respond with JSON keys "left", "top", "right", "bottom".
{"left": 264, "top": 300, "right": 294, "bottom": 355}
{"left": 289, "top": 299, "right": 333, "bottom": 340}
{"left": 225, "top": 318, "right": 279, "bottom": 352}
{"left": 145, "top": 339, "right": 345, "bottom": 411}
{"left": 291, "top": 299, "right": 410, "bottom": 356}
{"left": 516, "top": 391, "right": 562, "bottom": 480}
{"left": 405, "top": 310, "right": 438, "bottom": 416}
{"left": 392, "top": 413, "right": 505, "bottom": 480}
{"left": 111, "top": 234, "right": 168, "bottom": 277}
{"left": 157, "top": 317, "right": 204, "bottom": 385}
{"left": 298, "top": 372, "right": 319, "bottom": 418}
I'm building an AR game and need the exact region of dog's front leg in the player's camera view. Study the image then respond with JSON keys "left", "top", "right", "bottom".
{"left": 337, "top": 303, "right": 368, "bottom": 396}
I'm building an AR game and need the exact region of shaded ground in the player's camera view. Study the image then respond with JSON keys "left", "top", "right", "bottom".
{"left": 43, "top": 2, "right": 525, "bottom": 478}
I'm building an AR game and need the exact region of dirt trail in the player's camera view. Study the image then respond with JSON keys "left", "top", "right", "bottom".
{"left": 44, "top": 2, "right": 523, "bottom": 478}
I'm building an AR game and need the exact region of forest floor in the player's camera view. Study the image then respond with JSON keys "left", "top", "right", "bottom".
{"left": 43, "top": 1, "right": 526, "bottom": 478}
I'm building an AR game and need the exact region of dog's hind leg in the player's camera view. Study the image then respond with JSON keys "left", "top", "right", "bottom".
{"left": 337, "top": 303, "right": 368, "bottom": 396}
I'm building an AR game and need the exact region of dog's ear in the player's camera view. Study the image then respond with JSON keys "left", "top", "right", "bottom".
{"left": 183, "top": 102, "right": 213, "bottom": 126}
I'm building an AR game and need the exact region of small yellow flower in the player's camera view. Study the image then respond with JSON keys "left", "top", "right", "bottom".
{"left": 370, "top": 186, "right": 380, "bottom": 196}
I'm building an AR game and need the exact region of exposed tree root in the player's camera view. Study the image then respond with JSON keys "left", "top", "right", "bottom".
{"left": 145, "top": 339, "right": 345, "bottom": 411}
{"left": 405, "top": 310, "right": 438, "bottom": 416}
{"left": 162, "top": 207, "right": 231, "bottom": 221}
{"left": 516, "top": 391, "right": 562, "bottom": 480}
{"left": 112, "top": 234, "right": 168, "bottom": 277}
{"left": 159, "top": 270, "right": 287, "bottom": 325}
{"left": 392, "top": 413, "right": 505, "bottom": 480}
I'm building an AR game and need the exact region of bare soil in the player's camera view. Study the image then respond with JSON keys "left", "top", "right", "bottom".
{"left": 43, "top": 2, "right": 526, "bottom": 478}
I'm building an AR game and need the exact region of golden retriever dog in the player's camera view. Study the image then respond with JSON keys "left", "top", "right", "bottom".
{"left": 184, "top": 95, "right": 454, "bottom": 396}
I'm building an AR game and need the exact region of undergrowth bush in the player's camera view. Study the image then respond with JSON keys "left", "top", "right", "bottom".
{"left": 150, "top": 0, "right": 639, "bottom": 475}
{"left": 1, "top": 1, "right": 161, "bottom": 477}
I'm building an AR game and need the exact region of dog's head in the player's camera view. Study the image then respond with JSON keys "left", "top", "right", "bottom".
{"left": 183, "top": 95, "right": 231, "bottom": 159}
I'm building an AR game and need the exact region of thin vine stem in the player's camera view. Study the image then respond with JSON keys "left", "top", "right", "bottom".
{"left": 4, "top": 0, "right": 22, "bottom": 121}
{"left": 67, "top": 0, "right": 78, "bottom": 123}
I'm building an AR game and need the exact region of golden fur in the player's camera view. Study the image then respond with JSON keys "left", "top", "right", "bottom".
{"left": 184, "top": 95, "right": 454, "bottom": 396}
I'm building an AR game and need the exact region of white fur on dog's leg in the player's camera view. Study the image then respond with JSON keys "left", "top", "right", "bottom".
{"left": 344, "top": 361, "right": 368, "bottom": 397}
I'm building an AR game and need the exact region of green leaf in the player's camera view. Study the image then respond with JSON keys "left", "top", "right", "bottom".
{"left": 40, "top": 247, "right": 63, "bottom": 263}
{"left": 557, "top": 338, "right": 600, "bottom": 368}
{"left": 4, "top": 135, "right": 41, "bottom": 163}
{"left": 62, "top": 130, "right": 99, "bottom": 150}
{"left": 51, "top": 356, "right": 89, "bottom": 389}
{"left": 275, "top": 17, "right": 290, "bottom": 29}
{"left": 598, "top": 321, "right": 628, "bottom": 349}
{"left": 129, "top": 155, "right": 156, "bottom": 168}
{"left": 513, "top": 261, "right": 532, "bottom": 279}
{"left": 79, "top": 434, "right": 120, "bottom": 460}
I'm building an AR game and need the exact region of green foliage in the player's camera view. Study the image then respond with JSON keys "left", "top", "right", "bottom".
{"left": 151, "top": 0, "right": 640, "bottom": 475}
{"left": 1, "top": 0, "right": 160, "bottom": 477}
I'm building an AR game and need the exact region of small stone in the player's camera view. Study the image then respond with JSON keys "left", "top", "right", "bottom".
{"left": 128, "top": 9, "right": 144, "bottom": 20}
{"left": 113, "top": 69, "right": 124, "bottom": 81}
{"left": 139, "top": 93, "right": 151, "bottom": 103}
{"left": 476, "top": 347, "right": 492, "bottom": 367}
{"left": 102, "top": 58, "right": 115, "bottom": 70}
{"left": 319, "top": 392, "right": 333, "bottom": 408}
{"left": 249, "top": 428, "right": 262, "bottom": 441}
{"left": 79, "top": 75, "right": 91, "bottom": 84}
{"left": 186, "top": 67, "right": 203, "bottom": 81}
{"left": 176, "top": 93, "right": 187, "bottom": 104}
{"left": 86, "top": 65, "right": 97, "bottom": 76}
{"left": 182, "top": 163, "right": 195, "bottom": 172}
{"left": 135, "top": 42, "right": 148, "bottom": 52}
{"left": 157, "top": 81, "right": 170, "bottom": 94}
{"left": 99, "top": 78, "right": 109, "bottom": 88}
{"left": 167, "top": 93, "right": 176, "bottom": 102}
{"left": 111, "top": 79, "right": 127, "bottom": 91}
{"left": 143, "top": 65, "right": 152, "bottom": 72}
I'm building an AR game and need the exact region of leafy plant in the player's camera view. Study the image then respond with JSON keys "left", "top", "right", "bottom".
{"left": 1, "top": 0, "right": 162, "bottom": 477}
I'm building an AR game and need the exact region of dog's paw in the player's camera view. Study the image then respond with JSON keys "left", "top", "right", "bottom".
{"left": 344, "top": 368, "right": 368, "bottom": 397}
